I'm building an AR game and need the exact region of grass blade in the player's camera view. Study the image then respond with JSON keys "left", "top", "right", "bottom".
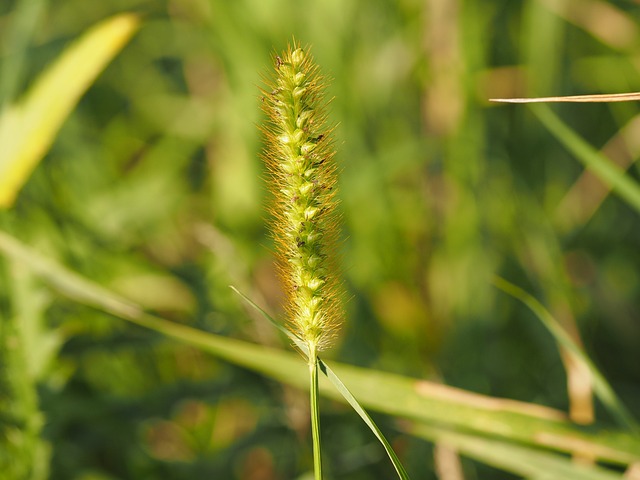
{"left": 529, "top": 103, "right": 640, "bottom": 214}
{"left": 229, "top": 285, "right": 309, "bottom": 356}
{"left": 412, "top": 424, "right": 624, "bottom": 480}
{"left": 231, "top": 286, "right": 409, "bottom": 478}
{"left": 493, "top": 275, "right": 638, "bottom": 432}
{"left": 0, "top": 231, "right": 638, "bottom": 469}
{"left": 490, "top": 92, "right": 640, "bottom": 103}
{"left": 0, "top": 13, "right": 140, "bottom": 208}
{"left": 318, "top": 358, "right": 411, "bottom": 479}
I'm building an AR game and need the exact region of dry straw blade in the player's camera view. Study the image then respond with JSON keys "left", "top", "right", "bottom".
{"left": 490, "top": 92, "right": 640, "bottom": 103}
{"left": 491, "top": 93, "right": 640, "bottom": 215}
{"left": 0, "top": 13, "right": 140, "bottom": 208}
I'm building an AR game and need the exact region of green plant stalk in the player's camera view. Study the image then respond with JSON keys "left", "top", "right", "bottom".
{"left": 261, "top": 40, "right": 343, "bottom": 478}
{"left": 310, "top": 350, "right": 323, "bottom": 479}
{"left": 232, "top": 285, "right": 410, "bottom": 478}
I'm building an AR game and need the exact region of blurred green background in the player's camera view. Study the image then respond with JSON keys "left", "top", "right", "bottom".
{"left": 1, "top": 0, "right": 639, "bottom": 478}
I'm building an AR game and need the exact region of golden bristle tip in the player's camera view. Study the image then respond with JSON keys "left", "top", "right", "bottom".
{"left": 260, "top": 40, "right": 343, "bottom": 352}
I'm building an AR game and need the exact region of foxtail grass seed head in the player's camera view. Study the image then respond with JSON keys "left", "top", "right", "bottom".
{"left": 260, "top": 40, "right": 342, "bottom": 353}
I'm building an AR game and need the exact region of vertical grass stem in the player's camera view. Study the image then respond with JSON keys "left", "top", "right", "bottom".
{"left": 310, "top": 348, "right": 323, "bottom": 479}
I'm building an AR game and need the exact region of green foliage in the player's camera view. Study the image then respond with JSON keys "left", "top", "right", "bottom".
{"left": 1, "top": 0, "right": 639, "bottom": 479}
{"left": 1, "top": 232, "right": 638, "bottom": 474}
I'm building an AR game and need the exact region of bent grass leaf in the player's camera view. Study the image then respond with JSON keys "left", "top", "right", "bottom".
{"left": 230, "top": 285, "right": 308, "bottom": 355}
{"left": 0, "top": 231, "right": 638, "bottom": 475}
{"left": 0, "top": 13, "right": 140, "bottom": 208}
{"left": 412, "top": 424, "right": 625, "bottom": 480}
{"left": 494, "top": 276, "right": 639, "bottom": 434}
{"left": 317, "top": 359, "right": 410, "bottom": 479}
{"left": 231, "top": 286, "right": 410, "bottom": 479}
{"left": 493, "top": 276, "right": 639, "bottom": 433}
{"left": 530, "top": 104, "right": 640, "bottom": 215}
{"left": 490, "top": 97, "right": 640, "bottom": 214}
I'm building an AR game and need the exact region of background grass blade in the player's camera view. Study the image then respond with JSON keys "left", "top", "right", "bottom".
{"left": 318, "top": 358, "right": 411, "bottom": 479}
{"left": 529, "top": 103, "right": 640, "bottom": 214}
{"left": 0, "top": 230, "right": 638, "bottom": 472}
{"left": 0, "top": 13, "right": 139, "bottom": 208}
{"left": 230, "top": 285, "right": 309, "bottom": 355}
{"left": 412, "top": 425, "right": 625, "bottom": 480}
{"left": 493, "top": 276, "right": 638, "bottom": 432}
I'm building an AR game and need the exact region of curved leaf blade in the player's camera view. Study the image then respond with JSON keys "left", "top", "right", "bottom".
{"left": 0, "top": 13, "right": 140, "bottom": 208}
{"left": 531, "top": 104, "right": 640, "bottom": 214}
{"left": 494, "top": 276, "right": 638, "bottom": 433}
{"left": 412, "top": 425, "right": 625, "bottom": 480}
{"left": 0, "top": 230, "right": 638, "bottom": 470}
{"left": 231, "top": 286, "right": 409, "bottom": 478}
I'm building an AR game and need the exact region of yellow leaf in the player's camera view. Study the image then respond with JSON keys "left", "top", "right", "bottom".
{"left": 0, "top": 13, "right": 140, "bottom": 208}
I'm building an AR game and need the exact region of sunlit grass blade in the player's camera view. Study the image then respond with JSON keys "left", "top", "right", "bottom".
{"left": 412, "top": 424, "right": 624, "bottom": 480}
{"left": 493, "top": 276, "right": 638, "bottom": 432}
{"left": 230, "top": 285, "right": 308, "bottom": 355}
{"left": 318, "top": 358, "right": 411, "bottom": 479}
{"left": 231, "top": 285, "right": 409, "bottom": 479}
{"left": 0, "top": 13, "right": 140, "bottom": 208}
{"left": 529, "top": 104, "right": 640, "bottom": 214}
{"left": 1, "top": 231, "right": 638, "bottom": 469}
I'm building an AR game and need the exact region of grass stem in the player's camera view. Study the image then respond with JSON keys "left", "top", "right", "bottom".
{"left": 310, "top": 347, "right": 323, "bottom": 479}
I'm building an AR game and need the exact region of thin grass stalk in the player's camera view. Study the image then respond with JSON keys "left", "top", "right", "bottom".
{"left": 260, "top": 39, "right": 342, "bottom": 479}
{"left": 310, "top": 352, "right": 323, "bottom": 479}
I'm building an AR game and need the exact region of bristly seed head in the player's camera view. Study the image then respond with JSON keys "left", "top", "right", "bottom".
{"left": 260, "top": 39, "right": 342, "bottom": 353}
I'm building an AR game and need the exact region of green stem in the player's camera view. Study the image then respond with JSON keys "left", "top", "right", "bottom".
{"left": 309, "top": 347, "right": 323, "bottom": 480}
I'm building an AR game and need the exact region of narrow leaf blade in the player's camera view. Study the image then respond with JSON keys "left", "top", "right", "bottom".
{"left": 494, "top": 276, "right": 638, "bottom": 432}
{"left": 412, "top": 424, "right": 625, "bottom": 480}
{"left": 528, "top": 104, "right": 640, "bottom": 214}
{"left": 319, "top": 358, "right": 411, "bottom": 479}
{"left": 490, "top": 92, "right": 640, "bottom": 103}
{"left": 230, "top": 285, "right": 309, "bottom": 356}
{"left": 0, "top": 13, "right": 140, "bottom": 208}
{"left": 1, "top": 231, "right": 638, "bottom": 468}
{"left": 232, "top": 286, "right": 409, "bottom": 478}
